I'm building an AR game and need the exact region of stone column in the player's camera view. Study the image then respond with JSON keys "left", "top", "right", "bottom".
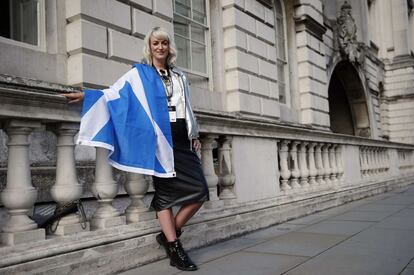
{"left": 336, "top": 145, "right": 344, "bottom": 184}
{"left": 279, "top": 140, "right": 291, "bottom": 191}
{"left": 315, "top": 143, "right": 325, "bottom": 185}
{"left": 289, "top": 141, "right": 301, "bottom": 189}
{"left": 322, "top": 144, "right": 331, "bottom": 185}
{"left": 124, "top": 173, "right": 154, "bottom": 223}
{"left": 90, "top": 148, "right": 126, "bottom": 229}
{"left": 201, "top": 135, "right": 224, "bottom": 209}
{"left": 329, "top": 144, "right": 338, "bottom": 184}
{"left": 1, "top": 120, "right": 45, "bottom": 245}
{"left": 298, "top": 142, "right": 310, "bottom": 189}
{"left": 218, "top": 136, "right": 236, "bottom": 205}
{"left": 308, "top": 142, "right": 317, "bottom": 187}
{"left": 50, "top": 123, "right": 89, "bottom": 235}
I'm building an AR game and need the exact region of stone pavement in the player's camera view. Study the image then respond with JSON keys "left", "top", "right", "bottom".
{"left": 120, "top": 185, "right": 414, "bottom": 275}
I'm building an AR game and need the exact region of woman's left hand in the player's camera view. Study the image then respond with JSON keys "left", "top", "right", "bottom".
{"left": 192, "top": 139, "right": 201, "bottom": 151}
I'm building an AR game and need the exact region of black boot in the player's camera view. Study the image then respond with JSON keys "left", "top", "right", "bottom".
{"left": 168, "top": 239, "right": 198, "bottom": 271}
{"left": 156, "top": 229, "right": 183, "bottom": 257}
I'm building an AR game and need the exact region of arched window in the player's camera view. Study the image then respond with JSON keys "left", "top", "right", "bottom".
{"left": 274, "top": 0, "right": 288, "bottom": 104}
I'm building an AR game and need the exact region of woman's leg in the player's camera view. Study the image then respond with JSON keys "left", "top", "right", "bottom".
{"left": 174, "top": 202, "right": 203, "bottom": 230}
{"left": 157, "top": 208, "right": 177, "bottom": 241}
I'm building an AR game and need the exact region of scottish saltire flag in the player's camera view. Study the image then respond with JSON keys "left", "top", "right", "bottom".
{"left": 77, "top": 63, "right": 175, "bottom": 178}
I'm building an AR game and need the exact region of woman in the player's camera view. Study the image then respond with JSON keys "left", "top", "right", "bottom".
{"left": 63, "top": 27, "right": 209, "bottom": 271}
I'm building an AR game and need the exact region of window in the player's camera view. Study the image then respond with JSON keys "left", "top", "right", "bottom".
{"left": 0, "top": 0, "right": 44, "bottom": 47}
{"left": 173, "top": 0, "right": 208, "bottom": 75}
{"left": 274, "top": 0, "right": 287, "bottom": 104}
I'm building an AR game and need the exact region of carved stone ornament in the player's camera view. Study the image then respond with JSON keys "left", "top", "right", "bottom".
{"left": 337, "top": 1, "right": 364, "bottom": 64}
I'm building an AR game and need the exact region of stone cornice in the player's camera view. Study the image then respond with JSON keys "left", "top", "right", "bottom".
{"left": 0, "top": 77, "right": 81, "bottom": 123}
{"left": 196, "top": 110, "right": 414, "bottom": 149}
{"left": 385, "top": 55, "right": 414, "bottom": 70}
{"left": 294, "top": 14, "right": 327, "bottom": 40}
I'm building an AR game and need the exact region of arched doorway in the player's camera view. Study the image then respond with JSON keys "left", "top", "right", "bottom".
{"left": 328, "top": 61, "right": 371, "bottom": 138}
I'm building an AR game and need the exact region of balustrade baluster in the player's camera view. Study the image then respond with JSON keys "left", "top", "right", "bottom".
{"left": 50, "top": 123, "right": 89, "bottom": 235}
{"left": 218, "top": 136, "right": 237, "bottom": 205}
{"left": 329, "top": 144, "right": 338, "bottom": 184}
{"left": 322, "top": 144, "right": 332, "bottom": 185}
{"left": 315, "top": 143, "right": 325, "bottom": 185}
{"left": 298, "top": 142, "right": 310, "bottom": 189}
{"left": 124, "top": 173, "right": 154, "bottom": 223}
{"left": 307, "top": 142, "right": 317, "bottom": 187}
{"left": 336, "top": 145, "right": 344, "bottom": 184}
{"left": 201, "top": 135, "right": 224, "bottom": 209}
{"left": 289, "top": 141, "right": 301, "bottom": 190}
{"left": 279, "top": 140, "right": 292, "bottom": 192}
{"left": 1, "top": 120, "right": 45, "bottom": 245}
{"left": 90, "top": 148, "right": 125, "bottom": 229}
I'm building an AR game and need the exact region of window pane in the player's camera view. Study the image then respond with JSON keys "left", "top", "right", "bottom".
{"left": 20, "top": 0, "right": 38, "bottom": 45}
{"left": 276, "top": 17, "right": 284, "bottom": 37}
{"left": 191, "top": 41, "right": 206, "bottom": 73}
{"left": 277, "top": 62, "right": 285, "bottom": 83}
{"left": 277, "top": 37, "right": 285, "bottom": 60}
{"left": 191, "top": 24, "right": 205, "bottom": 44}
{"left": 279, "top": 83, "right": 286, "bottom": 103}
{"left": 192, "top": 0, "right": 206, "bottom": 24}
{"left": 175, "top": 36, "right": 191, "bottom": 69}
{"left": 174, "top": 18, "right": 189, "bottom": 38}
{"left": 275, "top": 0, "right": 282, "bottom": 14}
{"left": 0, "top": 1, "right": 10, "bottom": 38}
{"left": 175, "top": 0, "right": 191, "bottom": 17}
{"left": 2, "top": 0, "right": 39, "bottom": 45}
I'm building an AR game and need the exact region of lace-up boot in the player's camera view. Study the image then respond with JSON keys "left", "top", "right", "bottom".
{"left": 156, "top": 229, "right": 183, "bottom": 257}
{"left": 167, "top": 239, "right": 197, "bottom": 271}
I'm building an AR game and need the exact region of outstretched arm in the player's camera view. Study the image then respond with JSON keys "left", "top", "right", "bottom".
{"left": 61, "top": 91, "right": 84, "bottom": 104}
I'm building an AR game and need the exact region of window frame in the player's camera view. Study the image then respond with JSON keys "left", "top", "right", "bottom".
{"left": 173, "top": 0, "right": 211, "bottom": 88}
{"left": 274, "top": 0, "right": 289, "bottom": 105}
{"left": 0, "top": 0, "right": 46, "bottom": 51}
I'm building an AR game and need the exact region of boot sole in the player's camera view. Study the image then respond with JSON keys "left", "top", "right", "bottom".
{"left": 170, "top": 261, "right": 198, "bottom": 271}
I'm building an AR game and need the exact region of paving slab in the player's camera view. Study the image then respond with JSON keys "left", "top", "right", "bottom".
{"left": 297, "top": 220, "right": 373, "bottom": 235}
{"left": 400, "top": 267, "right": 414, "bottom": 275}
{"left": 285, "top": 214, "right": 329, "bottom": 226}
{"left": 284, "top": 242, "right": 412, "bottom": 275}
{"left": 394, "top": 208, "right": 414, "bottom": 217}
{"left": 344, "top": 227, "right": 414, "bottom": 255}
{"left": 184, "top": 251, "right": 308, "bottom": 275}
{"left": 329, "top": 210, "right": 392, "bottom": 222}
{"left": 351, "top": 203, "right": 406, "bottom": 213}
{"left": 190, "top": 237, "right": 262, "bottom": 263}
{"left": 376, "top": 196, "right": 414, "bottom": 205}
{"left": 241, "top": 223, "right": 304, "bottom": 241}
{"left": 374, "top": 216, "right": 414, "bottom": 230}
{"left": 245, "top": 232, "right": 348, "bottom": 257}
{"left": 120, "top": 258, "right": 178, "bottom": 275}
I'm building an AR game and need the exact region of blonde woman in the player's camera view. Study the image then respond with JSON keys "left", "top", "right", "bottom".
{"left": 63, "top": 27, "right": 208, "bottom": 271}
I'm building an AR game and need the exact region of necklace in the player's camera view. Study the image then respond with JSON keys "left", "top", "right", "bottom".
{"left": 157, "top": 68, "right": 173, "bottom": 101}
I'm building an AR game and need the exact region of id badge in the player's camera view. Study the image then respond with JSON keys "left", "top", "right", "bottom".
{"left": 168, "top": 105, "right": 177, "bottom": 122}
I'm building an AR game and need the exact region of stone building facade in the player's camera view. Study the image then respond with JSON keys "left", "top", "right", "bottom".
{"left": 0, "top": 0, "right": 413, "bottom": 273}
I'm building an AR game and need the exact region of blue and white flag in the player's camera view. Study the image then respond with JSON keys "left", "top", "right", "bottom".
{"left": 77, "top": 63, "right": 175, "bottom": 178}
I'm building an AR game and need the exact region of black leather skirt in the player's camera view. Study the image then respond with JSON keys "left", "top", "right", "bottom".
{"left": 150, "top": 119, "right": 209, "bottom": 211}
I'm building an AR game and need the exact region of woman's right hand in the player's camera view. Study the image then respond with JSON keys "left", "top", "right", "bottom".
{"left": 61, "top": 92, "right": 85, "bottom": 104}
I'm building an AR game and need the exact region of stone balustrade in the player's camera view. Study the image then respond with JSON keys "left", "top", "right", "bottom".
{"left": 1, "top": 81, "right": 414, "bottom": 273}
{"left": 278, "top": 140, "right": 343, "bottom": 193}
{"left": 360, "top": 146, "right": 390, "bottom": 179}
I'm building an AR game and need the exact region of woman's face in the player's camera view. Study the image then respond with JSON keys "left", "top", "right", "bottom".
{"left": 150, "top": 35, "right": 169, "bottom": 64}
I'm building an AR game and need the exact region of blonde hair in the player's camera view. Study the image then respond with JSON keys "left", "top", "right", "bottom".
{"left": 142, "top": 27, "right": 177, "bottom": 67}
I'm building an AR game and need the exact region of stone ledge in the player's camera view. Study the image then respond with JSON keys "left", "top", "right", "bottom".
{"left": 0, "top": 174, "right": 413, "bottom": 274}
